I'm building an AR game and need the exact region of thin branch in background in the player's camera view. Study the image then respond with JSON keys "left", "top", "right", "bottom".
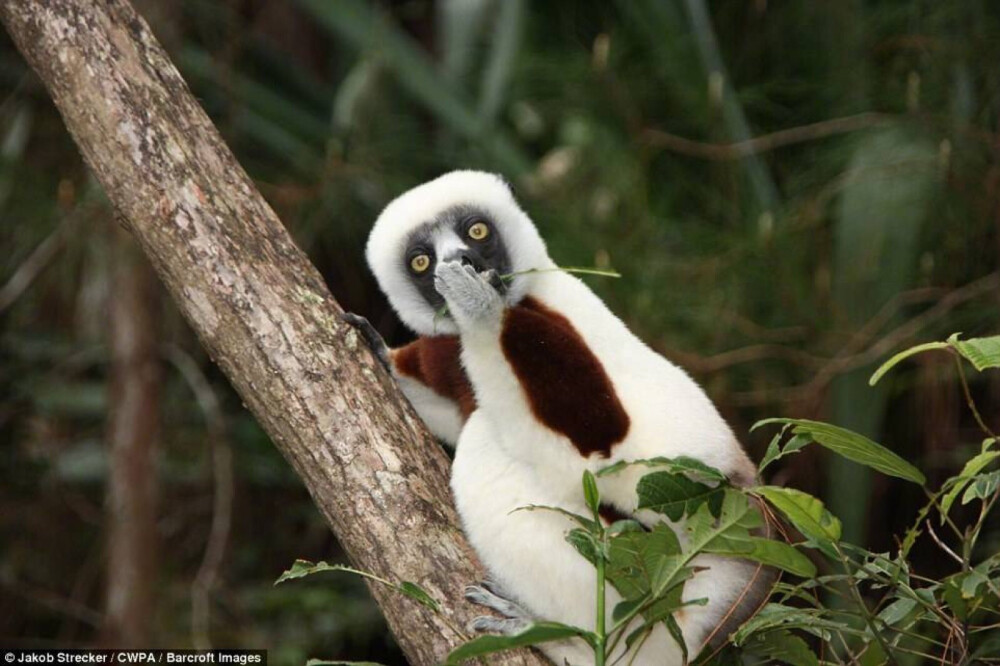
{"left": 671, "top": 285, "right": 947, "bottom": 375}
{"left": 0, "top": 214, "right": 74, "bottom": 313}
{"left": 923, "top": 520, "right": 963, "bottom": 566}
{"left": 1, "top": 580, "right": 103, "bottom": 628}
{"left": 642, "top": 113, "right": 895, "bottom": 161}
{"left": 729, "top": 272, "right": 1000, "bottom": 406}
{"left": 163, "top": 344, "right": 234, "bottom": 651}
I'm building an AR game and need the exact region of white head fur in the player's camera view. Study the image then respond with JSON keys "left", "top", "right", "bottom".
{"left": 366, "top": 170, "right": 555, "bottom": 336}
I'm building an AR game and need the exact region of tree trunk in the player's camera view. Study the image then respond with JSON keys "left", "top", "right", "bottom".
{"left": 102, "top": 225, "right": 160, "bottom": 648}
{"left": 0, "top": 2, "right": 545, "bottom": 664}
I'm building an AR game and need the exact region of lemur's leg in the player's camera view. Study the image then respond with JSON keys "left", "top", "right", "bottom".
{"left": 465, "top": 582, "right": 532, "bottom": 634}
{"left": 340, "top": 312, "right": 391, "bottom": 371}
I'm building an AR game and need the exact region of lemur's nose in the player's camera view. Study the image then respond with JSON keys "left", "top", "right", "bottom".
{"left": 447, "top": 249, "right": 484, "bottom": 271}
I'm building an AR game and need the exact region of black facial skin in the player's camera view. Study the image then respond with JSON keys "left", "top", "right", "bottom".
{"left": 403, "top": 205, "right": 512, "bottom": 313}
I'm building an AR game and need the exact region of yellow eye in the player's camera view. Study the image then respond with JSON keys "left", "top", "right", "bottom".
{"left": 468, "top": 221, "right": 490, "bottom": 241}
{"left": 410, "top": 254, "right": 431, "bottom": 273}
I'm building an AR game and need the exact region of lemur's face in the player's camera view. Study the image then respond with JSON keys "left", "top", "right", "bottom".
{"left": 403, "top": 206, "right": 512, "bottom": 315}
{"left": 367, "top": 171, "right": 554, "bottom": 336}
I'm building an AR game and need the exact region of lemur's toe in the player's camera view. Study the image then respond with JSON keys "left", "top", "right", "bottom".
{"left": 464, "top": 583, "right": 531, "bottom": 619}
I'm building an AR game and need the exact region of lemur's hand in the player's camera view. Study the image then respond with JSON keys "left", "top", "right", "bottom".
{"left": 434, "top": 261, "right": 505, "bottom": 328}
{"left": 340, "top": 312, "right": 391, "bottom": 372}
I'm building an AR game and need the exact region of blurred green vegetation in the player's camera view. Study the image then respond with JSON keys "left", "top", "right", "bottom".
{"left": 1, "top": 1, "right": 998, "bottom": 664}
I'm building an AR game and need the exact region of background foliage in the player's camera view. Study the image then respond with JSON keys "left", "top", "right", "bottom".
{"left": 1, "top": 1, "right": 998, "bottom": 664}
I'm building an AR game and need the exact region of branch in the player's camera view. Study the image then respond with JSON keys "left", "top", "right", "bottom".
{"left": 642, "top": 112, "right": 895, "bottom": 161}
{"left": 0, "top": 2, "right": 545, "bottom": 664}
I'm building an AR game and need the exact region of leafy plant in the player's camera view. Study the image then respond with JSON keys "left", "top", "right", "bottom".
{"left": 282, "top": 334, "right": 999, "bottom": 665}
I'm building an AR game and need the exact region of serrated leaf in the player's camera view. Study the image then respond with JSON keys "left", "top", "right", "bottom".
{"left": 754, "top": 487, "right": 841, "bottom": 556}
{"left": 445, "top": 622, "right": 595, "bottom": 664}
{"left": 275, "top": 560, "right": 441, "bottom": 613}
{"left": 637, "top": 471, "right": 724, "bottom": 520}
{"left": 597, "top": 456, "right": 726, "bottom": 483}
{"left": 759, "top": 425, "right": 811, "bottom": 474}
{"left": 948, "top": 333, "right": 1000, "bottom": 371}
{"left": 276, "top": 560, "right": 380, "bottom": 585}
{"left": 756, "top": 419, "right": 925, "bottom": 485}
{"left": 733, "top": 603, "right": 847, "bottom": 644}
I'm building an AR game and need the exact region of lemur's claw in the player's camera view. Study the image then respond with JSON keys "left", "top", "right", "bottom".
{"left": 340, "top": 312, "right": 391, "bottom": 372}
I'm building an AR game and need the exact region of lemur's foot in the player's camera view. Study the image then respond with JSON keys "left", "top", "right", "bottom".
{"left": 434, "top": 261, "right": 504, "bottom": 326}
{"left": 340, "top": 312, "right": 391, "bottom": 372}
{"left": 465, "top": 582, "right": 532, "bottom": 635}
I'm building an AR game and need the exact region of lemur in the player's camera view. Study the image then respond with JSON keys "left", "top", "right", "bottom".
{"left": 349, "top": 170, "right": 771, "bottom": 665}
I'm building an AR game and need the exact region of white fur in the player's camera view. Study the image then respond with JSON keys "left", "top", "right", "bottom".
{"left": 394, "top": 375, "right": 464, "bottom": 446}
{"left": 367, "top": 171, "right": 760, "bottom": 665}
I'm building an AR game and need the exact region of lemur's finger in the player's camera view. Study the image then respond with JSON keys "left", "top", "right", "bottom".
{"left": 468, "top": 615, "right": 531, "bottom": 636}
{"left": 464, "top": 583, "right": 530, "bottom": 619}
{"left": 340, "top": 312, "right": 391, "bottom": 372}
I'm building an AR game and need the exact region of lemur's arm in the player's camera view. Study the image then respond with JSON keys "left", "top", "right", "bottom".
{"left": 342, "top": 313, "right": 475, "bottom": 447}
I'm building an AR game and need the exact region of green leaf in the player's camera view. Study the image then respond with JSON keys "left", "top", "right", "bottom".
{"left": 662, "top": 614, "right": 688, "bottom": 662}
{"left": 445, "top": 622, "right": 596, "bottom": 664}
{"left": 743, "top": 537, "right": 816, "bottom": 578}
{"left": 733, "top": 604, "right": 849, "bottom": 644}
{"left": 398, "top": 581, "right": 440, "bottom": 612}
{"left": 637, "top": 471, "right": 724, "bottom": 520}
{"left": 275, "top": 560, "right": 441, "bottom": 612}
{"left": 869, "top": 334, "right": 1000, "bottom": 386}
{"left": 306, "top": 661, "right": 386, "bottom": 666}
{"left": 759, "top": 426, "right": 812, "bottom": 474}
{"left": 941, "top": 449, "right": 1000, "bottom": 520}
{"left": 868, "top": 342, "right": 950, "bottom": 386}
{"left": 743, "top": 629, "right": 818, "bottom": 666}
{"left": 948, "top": 333, "right": 1000, "bottom": 371}
{"left": 962, "top": 470, "right": 1000, "bottom": 505}
{"left": 754, "top": 487, "right": 842, "bottom": 556}
{"left": 275, "top": 560, "right": 388, "bottom": 586}
{"left": 755, "top": 419, "right": 925, "bottom": 485}
{"left": 513, "top": 504, "right": 600, "bottom": 532}
{"left": 598, "top": 456, "right": 726, "bottom": 483}
{"left": 566, "top": 528, "right": 601, "bottom": 565}
{"left": 876, "top": 598, "right": 918, "bottom": 626}
{"left": 583, "top": 471, "right": 601, "bottom": 519}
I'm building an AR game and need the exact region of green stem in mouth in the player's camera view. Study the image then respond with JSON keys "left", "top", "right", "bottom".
{"left": 432, "top": 265, "right": 621, "bottom": 331}
{"left": 500, "top": 265, "right": 622, "bottom": 281}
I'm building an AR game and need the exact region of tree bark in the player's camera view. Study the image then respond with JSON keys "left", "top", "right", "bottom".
{"left": 102, "top": 225, "right": 161, "bottom": 648}
{"left": 0, "top": 2, "right": 546, "bottom": 664}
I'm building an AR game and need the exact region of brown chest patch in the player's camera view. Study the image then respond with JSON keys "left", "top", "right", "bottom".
{"left": 392, "top": 336, "right": 476, "bottom": 418}
{"left": 500, "top": 297, "right": 630, "bottom": 457}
